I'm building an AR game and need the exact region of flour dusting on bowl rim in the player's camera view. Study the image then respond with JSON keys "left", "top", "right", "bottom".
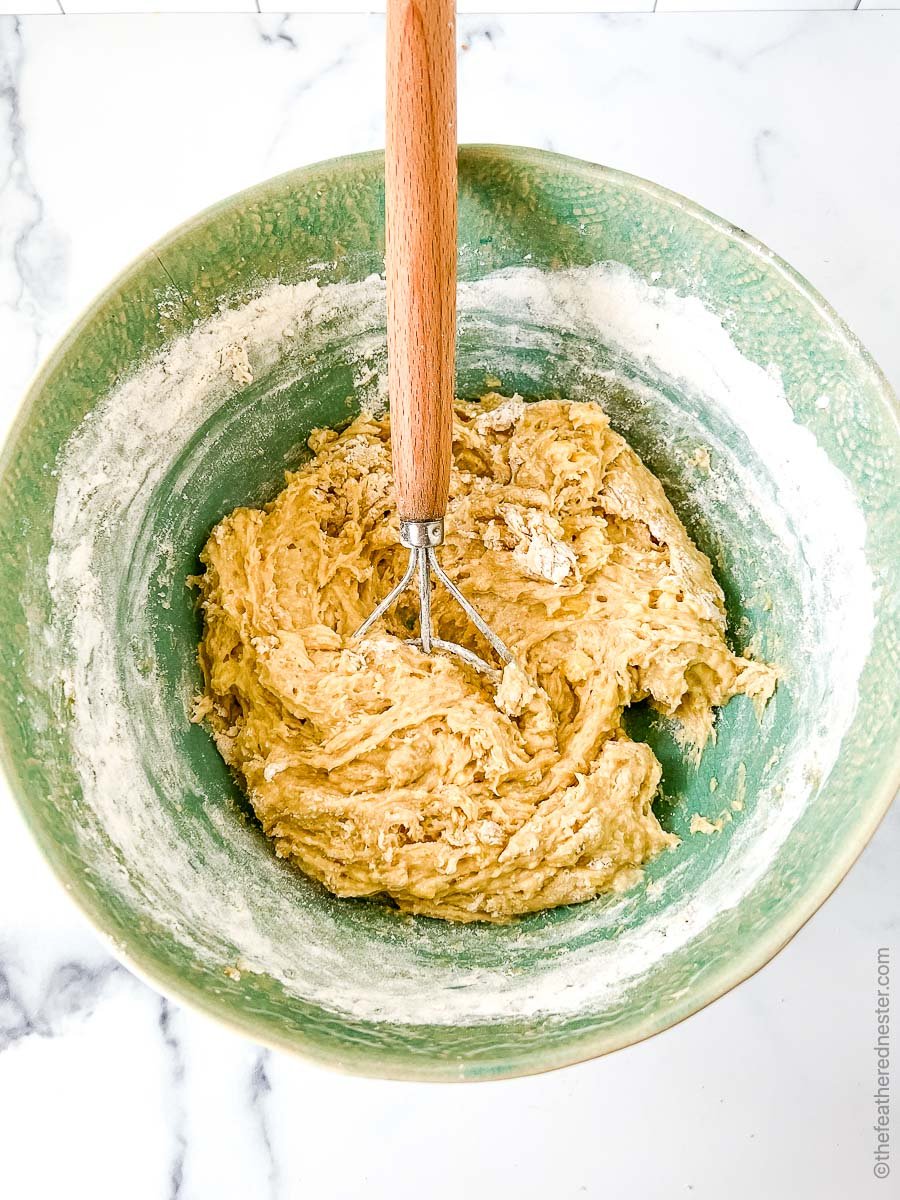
{"left": 36, "top": 261, "right": 874, "bottom": 1028}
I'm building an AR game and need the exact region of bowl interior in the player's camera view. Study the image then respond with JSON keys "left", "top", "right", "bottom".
{"left": 1, "top": 147, "right": 897, "bottom": 1080}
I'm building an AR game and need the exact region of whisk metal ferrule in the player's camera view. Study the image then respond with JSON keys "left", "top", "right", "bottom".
{"left": 400, "top": 518, "right": 444, "bottom": 549}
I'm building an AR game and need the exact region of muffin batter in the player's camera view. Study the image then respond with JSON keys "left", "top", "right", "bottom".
{"left": 193, "top": 395, "right": 775, "bottom": 922}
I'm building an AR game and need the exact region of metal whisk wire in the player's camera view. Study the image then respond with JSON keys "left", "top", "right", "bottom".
{"left": 354, "top": 520, "right": 515, "bottom": 676}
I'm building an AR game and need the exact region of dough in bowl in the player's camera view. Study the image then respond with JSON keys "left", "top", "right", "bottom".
{"left": 192, "top": 395, "right": 775, "bottom": 922}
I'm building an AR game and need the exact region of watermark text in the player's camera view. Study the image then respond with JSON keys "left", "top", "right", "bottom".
{"left": 874, "top": 947, "right": 891, "bottom": 1180}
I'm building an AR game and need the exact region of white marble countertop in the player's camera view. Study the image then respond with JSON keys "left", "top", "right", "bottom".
{"left": 0, "top": 13, "right": 897, "bottom": 1200}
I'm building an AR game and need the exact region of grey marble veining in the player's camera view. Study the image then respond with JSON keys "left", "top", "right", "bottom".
{"left": 0, "top": 956, "right": 124, "bottom": 1051}
{"left": 248, "top": 1050, "right": 280, "bottom": 1200}
{"left": 0, "top": 13, "right": 897, "bottom": 1200}
{"left": 158, "top": 999, "right": 189, "bottom": 1200}
{"left": 0, "top": 17, "right": 67, "bottom": 384}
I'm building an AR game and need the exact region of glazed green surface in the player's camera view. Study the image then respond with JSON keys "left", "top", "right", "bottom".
{"left": 0, "top": 147, "right": 897, "bottom": 1080}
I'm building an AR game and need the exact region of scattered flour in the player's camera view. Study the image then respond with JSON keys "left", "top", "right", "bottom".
{"left": 473, "top": 393, "right": 526, "bottom": 433}
{"left": 221, "top": 342, "right": 253, "bottom": 386}
{"left": 494, "top": 504, "right": 578, "bottom": 585}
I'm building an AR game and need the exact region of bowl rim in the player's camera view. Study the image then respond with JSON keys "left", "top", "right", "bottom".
{"left": 1, "top": 143, "right": 898, "bottom": 1082}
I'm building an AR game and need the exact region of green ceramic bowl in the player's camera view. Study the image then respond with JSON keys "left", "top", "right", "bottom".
{"left": 1, "top": 146, "right": 897, "bottom": 1081}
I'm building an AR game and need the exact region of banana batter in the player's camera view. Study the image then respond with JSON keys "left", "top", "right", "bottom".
{"left": 193, "top": 395, "right": 775, "bottom": 922}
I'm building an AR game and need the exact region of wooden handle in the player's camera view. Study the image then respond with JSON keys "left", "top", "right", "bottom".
{"left": 386, "top": 0, "right": 457, "bottom": 522}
